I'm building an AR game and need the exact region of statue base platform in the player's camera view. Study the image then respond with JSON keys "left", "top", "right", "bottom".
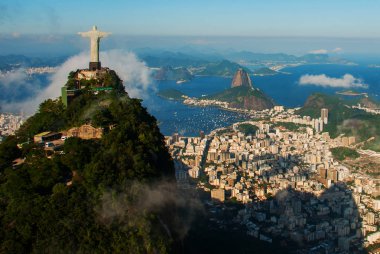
{"left": 89, "top": 62, "right": 101, "bottom": 71}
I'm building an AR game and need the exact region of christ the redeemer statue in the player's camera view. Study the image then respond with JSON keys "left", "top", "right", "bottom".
{"left": 78, "top": 25, "right": 111, "bottom": 71}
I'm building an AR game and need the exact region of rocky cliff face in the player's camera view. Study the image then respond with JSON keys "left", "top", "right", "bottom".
{"left": 359, "top": 97, "right": 379, "bottom": 109}
{"left": 229, "top": 88, "right": 274, "bottom": 110}
{"left": 231, "top": 69, "right": 252, "bottom": 88}
{"left": 242, "top": 93, "right": 274, "bottom": 110}
{"left": 228, "top": 96, "right": 274, "bottom": 110}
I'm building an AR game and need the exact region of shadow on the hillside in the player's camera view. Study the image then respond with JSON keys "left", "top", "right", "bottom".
{"left": 175, "top": 152, "right": 369, "bottom": 254}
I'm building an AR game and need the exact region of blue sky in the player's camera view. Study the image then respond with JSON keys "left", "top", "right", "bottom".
{"left": 1, "top": 0, "right": 380, "bottom": 37}
{"left": 1, "top": 0, "right": 380, "bottom": 56}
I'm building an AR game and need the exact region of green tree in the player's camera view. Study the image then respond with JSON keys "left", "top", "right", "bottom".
{"left": 0, "top": 136, "right": 21, "bottom": 173}
{"left": 0, "top": 73, "right": 174, "bottom": 253}
{"left": 17, "top": 99, "right": 66, "bottom": 140}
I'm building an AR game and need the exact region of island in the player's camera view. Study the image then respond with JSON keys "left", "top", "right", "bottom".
{"left": 253, "top": 67, "right": 279, "bottom": 76}
{"left": 336, "top": 90, "right": 368, "bottom": 97}
{"left": 157, "top": 88, "right": 188, "bottom": 101}
{"left": 153, "top": 65, "right": 193, "bottom": 82}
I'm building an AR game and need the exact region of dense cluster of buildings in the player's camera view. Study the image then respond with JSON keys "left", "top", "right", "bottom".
{"left": 184, "top": 98, "right": 331, "bottom": 134}
{"left": 183, "top": 98, "right": 274, "bottom": 119}
{"left": 184, "top": 97, "right": 230, "bottom": 109}
{"left": 26, "top": 67, "right": 57, "bottom": 75}
{"left": 167, "top": 107, "right": 379, "bottom": 253}
{"left": 0, "top": 67, "right": 56, "bottom": 78}
{"left": 353, "top": 104, "right": 380, "bottom": 115}
{"left": 270, "top": 106, "right": 329, "bottom": 133}
{"left": 0, "top": 113, "right": 24, "bottom": 139}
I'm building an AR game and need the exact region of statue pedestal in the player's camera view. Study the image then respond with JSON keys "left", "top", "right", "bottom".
{"left": 89, "top": 62, "right": 101, "bottom": 71}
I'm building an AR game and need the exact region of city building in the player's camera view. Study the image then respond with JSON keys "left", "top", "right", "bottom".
{"left": 211, "top": 188, "right": 225, "bottom": 202}
{"left": 321, "top": 108, "right": 328, "bottom": 124}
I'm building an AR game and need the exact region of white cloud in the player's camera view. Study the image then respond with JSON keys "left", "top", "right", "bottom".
{"left": 309, "top": 49, "right": 328, "bottom": 54}
{"left": 299, "top": 74, "right": 368, "bottom": 88}
{"left": 0, "top": 69, "right": 43, "bottom": 109}
{"left": 0, "top": 69, "right": 28, "bottom": 86}
{"left": 1, "top": 52, "right": 88, "bottom": 114}
{"left": 101, "top": 50, "right": 153, "bottom": 98}
{"left": 2, "top": 50, "right": 153, "bottom": 115}
{"left": 308, "top": 47, "right": 343, "bottom": 54}
{"left": 332, "top": 47, "right": 343, "bottom": 53}
{"left": 11, "top": 32, "right": 20, "bottom": 38}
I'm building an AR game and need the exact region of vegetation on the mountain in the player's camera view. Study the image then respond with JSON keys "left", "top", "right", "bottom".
{"left": 208, "top": 86, "right": 264, "bottom": 102}
{"left": 17, "top": 99, "right": 66, "bottom": 140}
{"left": 154, "top": 66, "right": 193, "bottom": 81}
{"left": 207, "top": 86, "right": 274, "bottom": 110}
{"left": 237, "top": 123, "right": 259, "bottom": 135}
{"left": 297, "top": 93, "right": 380, "bottom": 151}
{"left": 0, "top": 71, "right": 176, "bottom": 253}
{"left": 157, "top": 88, "right": 187, "bottom": 101}
{"left": 272, "top": 122, "right": 309, "bottom": 132}
{"left": 215, "top": 127, "right": 233, "bottom": 136}
{"left": 330, "top": 147, "right": 360, "bottom": 161}
{"left": 0, "top": 136, "right": 21, "bottom": 171}
{"left": 297, "top": 93, "right": 362, "bottom": 137}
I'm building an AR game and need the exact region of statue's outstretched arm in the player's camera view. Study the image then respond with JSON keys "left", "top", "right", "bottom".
{"left": 78, "top": 31, "right": 92, "bottom": 37}
{"left": 98, "top": 32, "right": 111, "bottom": 38}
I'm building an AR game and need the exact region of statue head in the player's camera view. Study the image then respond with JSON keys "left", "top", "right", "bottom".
{"left": 92, "top": 25, "right": 97, "bottom": 31}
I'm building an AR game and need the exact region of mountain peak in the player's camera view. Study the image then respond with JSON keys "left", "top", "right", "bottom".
{"left": 231, "top": 68, "right": 253, "bottom": 88}
{"left": 207, "top": 86, "right": 274, "bottom": 111}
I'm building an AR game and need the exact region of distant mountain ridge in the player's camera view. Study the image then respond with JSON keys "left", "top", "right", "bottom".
{"left": 157, "top": 88, "right": 187, "bottom": 100}
{"left": 0, "top": 54, "right": 67, "bottom": 70}
{"left": 141, "top": 51, "right": 210, "bottom": 68}
{"left": 153, "top": 66, "right": 193, "bottom": 81}
{"left": 196, "top": 60, "right": 251, "bottom": 77}
{"left": 225, "top": 51, "right": 353, "bottom": 65}
{"left": 136, "top": 48, "right": 354, "bottom": 69}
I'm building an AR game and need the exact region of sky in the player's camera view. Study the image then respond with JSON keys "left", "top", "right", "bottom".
{"left": 1, "top": 0, "right": 380, "bottom": 56}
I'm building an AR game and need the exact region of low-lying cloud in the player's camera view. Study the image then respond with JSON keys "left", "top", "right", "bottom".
{"left": 0, "top": 69, "right": 28, "bottom": 86}
{"left": 308, "top": 47, "right": 343, "bottom": 54}
{"left": 299, "top": 74, "right": 368, "bottom": 88}
{"left": 96, "top": 180, "right": 203, "bottom": 240}
{"left": 1, "top": 50, "right": 153, "bottom": 115}
{"left": 0, "top": 69, "right": 44, "bottom": 105}
{"left": 101, "top": 50, "right": 153, "bottom": 98}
